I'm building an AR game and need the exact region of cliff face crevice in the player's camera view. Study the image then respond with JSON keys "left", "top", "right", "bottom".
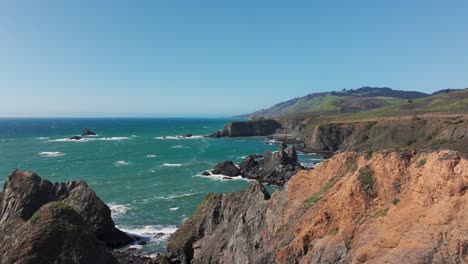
{"left": 304, "top": 116, "right": 468, "bottom": 154}
{"left": 167, "top": 150, "right": 468, "bottom": 263}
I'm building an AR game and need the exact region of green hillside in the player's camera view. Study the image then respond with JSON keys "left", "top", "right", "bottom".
{"left": 243, "top": 87, "right": 467, "bottom": 120}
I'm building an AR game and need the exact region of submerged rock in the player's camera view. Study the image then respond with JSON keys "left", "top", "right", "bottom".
{"left": 82, "top": 128, "right": 96, "bottom": 136}
{"left": 201, "top": 171, "right": 210, "bottom": 176}
{"left": 69, "top": 135, "right": 82, "bottom": 140}
{"left": 185, "top": 133, "right": 193, "bottom": 138}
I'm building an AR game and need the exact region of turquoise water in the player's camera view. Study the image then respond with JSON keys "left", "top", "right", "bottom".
{"left": 0, "top": 118, "right": 321, "bottom": 254}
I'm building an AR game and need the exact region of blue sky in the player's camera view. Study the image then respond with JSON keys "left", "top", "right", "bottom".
{"left": 1, "top": 1, "right": 467, "bottom": 117}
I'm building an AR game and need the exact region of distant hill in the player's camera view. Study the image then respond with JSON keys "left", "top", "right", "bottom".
{"left": 240, "top": 87, "right": 467, "bottom": 119}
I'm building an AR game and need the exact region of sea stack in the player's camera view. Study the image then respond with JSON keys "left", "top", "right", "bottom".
{"left": 82, "top": 128, "right": 96, "bottom": 136}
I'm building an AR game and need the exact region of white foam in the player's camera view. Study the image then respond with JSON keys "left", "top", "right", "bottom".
{"left": 154, "top": 192, "right": 202, "bottom": 200}
{"left": 114, "top": 160, "right": 131, "bottom": 166}
{"left": 146, "top": 154, "right": 157, "bottom": 158}
{"left": 36, "top": 137, "right": 49, "bottom": 140}
{"left": 169, "top": 207, "right": 179, "bottom": 211}
{"left": 38, "top": 151, "right": 65, "bottom": 157}
{"left": 154, "top": 135, "right": 204, "bottom": 140}
{"left": 170, "top": 144, "right": 188, "bottom": 149}
{"left": 108, "top": 203, "right": 130, "bottom": 218}
{"left": 118, "top": 225, "right": 178, "bottom": 243}
{"left": 48, "top": 136, "right": 130, "bottom": 142}
{"left": 196, "top": 172, "right": 251, "bottom": 182}
{"left": 160, "top": 163, "right": 183, "bottom": 167}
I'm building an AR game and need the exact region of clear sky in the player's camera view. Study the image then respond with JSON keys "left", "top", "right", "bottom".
{"left": 1, "top": 0, "right": 467, "bottom": 117}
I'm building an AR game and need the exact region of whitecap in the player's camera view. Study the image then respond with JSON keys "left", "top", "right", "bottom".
{"left": 38, "top": 151, "right": 65, "bottom": 157}
{"left": 154, "top": 135, "right": 204, "bottom": 140}
{"left": 48, "top": 136, "right": 130, "bottom": 142}
{"left": 170, "top": 145, "right": 188, "bottom": 149}
{"left": 160, "top": 163, "right": 183, "bottom": 167}
{"left": 169, "top": 207, "right": 179, "bottom": 211}
{"left": 145, "top": 154, "right": 157, "bottom": 158}
{"left": 154, "top": 192, "right": 202, "bottom": 200}
{"left": 114, "top": 160, "right": 131, "bottom": 166}
{"left": 118, "top": 225, "right": 178, "bottom": 244}
{"left": 36, "top": 137, "right": 49, "bottom": 140}
{"left": 196, "top": 171, "right": 251, "bottom": 182}
{"left": 108, "top": 203, "right": 130, "bottom": 218}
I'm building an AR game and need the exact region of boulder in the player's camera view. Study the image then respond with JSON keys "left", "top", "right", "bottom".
{"left": 185, "top": 134, "right": 193, "bottom": 138}
{"left": 82, "top": 128, "right": 96, "bottom": 136}
{"left": 70, "top": 136, "right": 82, "bottom": 140}
{"left": 239, "top": 156, "right": 258, "bottom": 172}
{"left": 0, "top": 202, "right": 117, "bottom": 264}
{"left": 201, "top": 171, "right": 210, "bottom": 176}
{"left": 212, "top": 161, "right": 240, "bottom": 176}
{"left": 0, "top": 169, "right": 134, "bottom": 248}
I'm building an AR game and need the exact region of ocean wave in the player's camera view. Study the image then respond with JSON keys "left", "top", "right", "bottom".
{"left": 36, "top": 137, "right": 49, "bottom": 140}
{"left": 145, "top": 154, "right": 157, "bottom": 158}
{"left": 195, "top": 171, "right": 251, "bottom": 182}
{"left": 169, "top": 207, "right": 179, "bottom": 211}
{"left": 154, "top": 192, "right": 202, "bottom": 200}
{"left": 118, "top": 225, "right": 178, "bottom": 246}
{"left": 160, "top": 163, "right": 183, "bottom": 167}
{"left": 170, "top": 144, "right": 189, "bottom": 149}
{"left": 108, "top": 203, "right": 130, "bottom": 218}
{"left": 38, "top": 151, "right": 65, "bottom": 157}
{"left": 154, "top": 135, "right": 204, "bottom": 140}
{"left": 48, "top": 136, "right": 130, "bottom": 142}
{"left": 114, "top": 160, "right": 131, "bottom": 166}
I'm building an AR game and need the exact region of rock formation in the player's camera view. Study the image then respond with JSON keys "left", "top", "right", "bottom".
{"left": 301, "top": 115, "right": 468, "bottom": 154}
{"left": 70, "top": 135, "right": 82, "bottom": 140}
{"left": 0, "top": 202, "right": 117, "bottom": 264}
{"left": 207, "top": 119, "right": 282, "bottom": 138}
{"left": 240, "top": 145, "right": 302, "bottom": 185}
{"left": 211, "top": 161, "right": 240, "bottom": 176}
{"left": 167, "top": 150, "right": 468, "bottom": 263}
{"left": 0, "top": 169, "right": 134, "bottom": 248}
{"left": 82, "top": 128, "right": 96, "bottom": 136}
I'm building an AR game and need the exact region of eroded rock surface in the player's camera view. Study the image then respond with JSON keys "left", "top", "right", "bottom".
{"left": 167, "top": 150, "right": 468, "bottom": 263}
{"left": 0, "top": 169, "right": 133, "bottom": 248}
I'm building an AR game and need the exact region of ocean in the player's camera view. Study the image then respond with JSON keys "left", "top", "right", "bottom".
{"left": 0, "top": 118, "right": 322, "bottom": 254}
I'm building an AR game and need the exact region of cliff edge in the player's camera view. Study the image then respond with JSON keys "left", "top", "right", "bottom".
{"left": 167, "top": 150, "right": 468, "bottom": 263}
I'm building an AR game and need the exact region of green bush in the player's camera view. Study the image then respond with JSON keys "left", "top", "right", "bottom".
{"left": 391, "top": 198, "right": 400, "bottom": 205}
{"left": 358, "top": 165, "right": 376, "bottom": 198}
{"left": 417, "top": 158, "right": 427, "bottom": 167}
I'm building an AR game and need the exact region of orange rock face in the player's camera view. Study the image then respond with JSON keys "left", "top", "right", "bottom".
{"left": 269, "top": 150, "right": 467, "bottom": 263}
{"left": 168, "top": 150, "right": 468, "bottom": 263}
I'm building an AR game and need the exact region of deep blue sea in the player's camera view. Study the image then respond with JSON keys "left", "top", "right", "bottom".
{"left": 0, "top": 118, "right": 321, "bottom": 254}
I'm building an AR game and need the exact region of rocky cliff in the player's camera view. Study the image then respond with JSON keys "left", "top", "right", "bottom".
{"left": 303, "top": 115, "right": 468, "bottom": 154}
{"left": 167, "top": 150, "right": 468, "bottom": 263}
{"left": 208, "top": 119, "right": 282, "bottom": 137}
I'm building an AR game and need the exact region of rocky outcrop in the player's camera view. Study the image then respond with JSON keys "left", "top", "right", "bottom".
{"left": 0, "top": 169, "right": 134, "bottom": 248}
{"left": 82, "top": 128, "right": 96, "bottom": 136}
{"left": 0, "top": 202, "right": 117, "bottom": 264}
{"left": 212, "top": 161, "right": 240, "bottom": 176}
{"left": 70, "top": 135, "right": 82, "bottom": 140}
{"left": 167, "top": 150, "right": 468, "bottom": 263}
{"left": 166, "top": 182, "right": 271, "bottom": 263}
{"left": 208, "top": 119, "right": 282, "bottom": 138}
{"left": 240, "top": 145, "right": 302, "bottom": 185}
{"left": 303, "top": 115, "right": 468, "bottom": 154}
